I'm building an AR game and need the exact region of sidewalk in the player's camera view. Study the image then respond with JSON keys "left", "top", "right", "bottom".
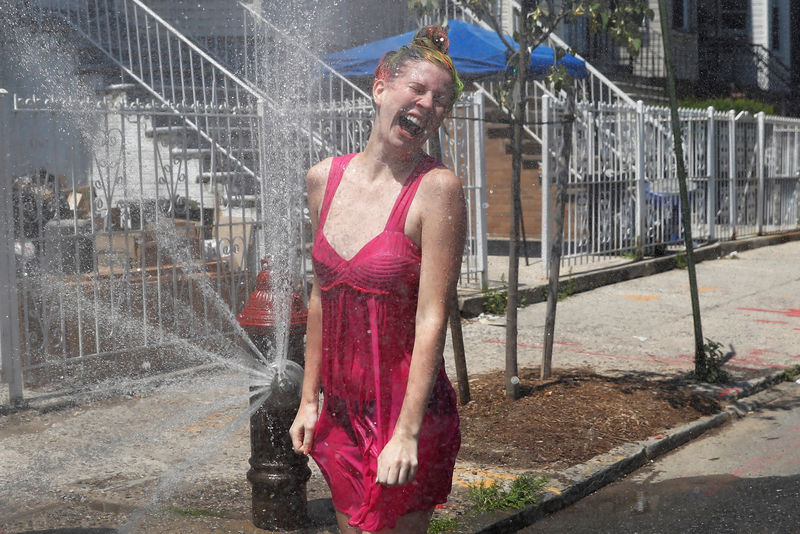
{"left": 2, "top": 233, "right": 799, "bottom": 533}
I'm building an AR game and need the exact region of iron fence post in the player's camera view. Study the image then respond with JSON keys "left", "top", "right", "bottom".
{"left": 541, "top": 93, "right": 551, "bottom": 276}
{"left": 635, "top": 100, "right": 646, "bottom": 257}
{"left": 756, "top": 111, "right": 765, "bottom": 235}
{"left": 707, "top": 106, "right": 716, "bottom": 241}
{"left": 472, "top": 91, "right": 489, "bottom": 290}
{"left": 728, "top": 110, "right": 737, "bottom": 238}
{"left": 0, "top": 88, "right": 24, "bottom": 404}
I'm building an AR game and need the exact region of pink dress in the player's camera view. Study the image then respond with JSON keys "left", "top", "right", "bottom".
{"left": 310, "top": 152, "right": 460, "bottom": 531}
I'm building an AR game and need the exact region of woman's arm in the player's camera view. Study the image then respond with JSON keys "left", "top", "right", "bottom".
{"left": 289, "top": 158, "right": 332, "bottom": 455}
{"left": 376, "top": 166, "right": 466, "bottom": 486}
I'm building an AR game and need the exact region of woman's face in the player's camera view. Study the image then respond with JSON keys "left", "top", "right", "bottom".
{"left": 373, "top": 59, "right": 454, "bottom": 154}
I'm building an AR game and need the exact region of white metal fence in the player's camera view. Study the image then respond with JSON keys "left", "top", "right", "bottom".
{"left": 0, "top": 89, "right": 487, "bottom": 403}
{"left": 542, "top": 95, "right": 800, "bottom": 269}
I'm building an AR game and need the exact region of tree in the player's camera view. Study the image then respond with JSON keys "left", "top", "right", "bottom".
{"left": 655, "top": 0, "right": 710, "bottom": 380}
{"left": 410, "top": 0, "right": 651, "bottom": 398}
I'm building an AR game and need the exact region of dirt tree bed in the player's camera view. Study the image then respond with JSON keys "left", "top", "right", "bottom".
{"left": 457, "top": 367, "right": 722, "bottom": 471}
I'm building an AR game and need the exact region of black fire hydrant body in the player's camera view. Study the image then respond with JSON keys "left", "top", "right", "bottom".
{"left": 237, "top": 264, "right": 310, "bottom": 531}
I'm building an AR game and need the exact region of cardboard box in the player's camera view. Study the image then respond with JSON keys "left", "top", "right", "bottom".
{"left": 136, "top": 220, "right": 204, "bottom": 268}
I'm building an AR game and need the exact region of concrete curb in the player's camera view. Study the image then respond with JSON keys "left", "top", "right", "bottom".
{"left": 463, "top": 368, "right": 796, "bottom": 533}
{"left": 459, "top": 231, "right": 800, "bottom": 317}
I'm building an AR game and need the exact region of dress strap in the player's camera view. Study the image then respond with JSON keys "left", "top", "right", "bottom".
{"left": 384, "top": 155, "right": 442, "bottom": 233}
{"left": 317, "top": 153, "right": 358, "bottom": 232}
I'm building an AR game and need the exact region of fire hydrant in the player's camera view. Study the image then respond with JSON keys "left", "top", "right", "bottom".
{"left": 237, "top": 261, "right": 310, "bottom": 531}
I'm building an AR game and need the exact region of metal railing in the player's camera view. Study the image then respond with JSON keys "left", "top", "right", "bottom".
{"left": 23, "top": 0, "right": 262, "bottom": 181}
{"left": 701, "top": 39, "right": 793, "bottom": 95}
{"left": 1, "top": 87, "right": 488, "bottom": 402}
{"left": 542, "top": 96, "right": 800, "bottom": 270}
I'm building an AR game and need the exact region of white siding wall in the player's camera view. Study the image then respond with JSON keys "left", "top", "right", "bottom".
{"left": 752, "top": 0, "right": 768, "bottom": 47}
{"left": 145, "top": 0, "right": 250, "bottom": 38}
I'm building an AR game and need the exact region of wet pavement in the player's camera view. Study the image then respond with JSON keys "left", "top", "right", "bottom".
{"left": 1, "top": 234, "right": 799, "bottom": 533}
{"left": 520, "top": 381, "right": 800, "bottom": 533}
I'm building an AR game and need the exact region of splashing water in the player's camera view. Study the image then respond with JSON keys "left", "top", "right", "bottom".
{"left": 0, "top": 1, "right": 333, "bottom": 531}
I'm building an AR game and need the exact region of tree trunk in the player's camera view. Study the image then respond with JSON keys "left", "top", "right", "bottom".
{"left": 541, "top": 86, "right": 575, "bottom": 380}
{"left": 657, "top": 0, "right": 705, "bottom": 368}
{"left": 505, "top": 1, "right": 533, "bottom": 400}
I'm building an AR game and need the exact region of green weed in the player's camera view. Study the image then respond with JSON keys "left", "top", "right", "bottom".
{"left": 782, "top": 366, "right": 799, "bottom": 382}
{"left": 693, "top": 338, "right": 729, "bottom": 384}
{"left": 467, "top": 474, "right": 547, "bottom": 514}
{"left": 674, "top": 253, "right": 687, "bottom": 269}
{"left": 558, "top": 277, "right": 576, "bottom": 301}
{"left": 428, "top": 517, "right": 459, "bottom": 533}
{"left": 482, "top": 287, "right": 507, "bottom": 314}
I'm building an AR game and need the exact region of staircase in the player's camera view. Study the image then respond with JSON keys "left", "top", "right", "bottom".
{"left": 18, "top": 0, "right": 375, "bottom": 213}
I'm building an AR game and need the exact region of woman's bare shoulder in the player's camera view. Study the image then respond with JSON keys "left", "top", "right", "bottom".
{"left": 418, "top": 164, "right": 464, "bottom": 207}
{"left": 306, "top": 157, "right": 335, "bottom": 191}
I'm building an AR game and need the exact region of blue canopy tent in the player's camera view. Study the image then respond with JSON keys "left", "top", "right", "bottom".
{"left": 322, "top": 19, "right": 587, "bottom": 80}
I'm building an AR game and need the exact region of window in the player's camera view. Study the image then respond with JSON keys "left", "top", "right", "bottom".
{"left": 672, "top": 0, "right": 689, "bottom": 30}
{"left": 771, "top": 5, "right": 780, "bottom": 50}
{"left": 721, "top": 0, "right": 747, "bottom": 32}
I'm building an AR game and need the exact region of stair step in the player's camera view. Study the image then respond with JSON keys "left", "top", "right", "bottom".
{"left": 170, "top": 147, "right": 257, "bottom": 159}
{"left": 147, "top": 125, "right": 255, "bottom": 139}
{"left": 504, "top": 141, "right": 541, "bottom": 155}
{"left": 197, "top": 171, "right": 250, "bottom": 184}
{"left": 523, "top": 159, "right": 540, "bottom": 170}
{"left": 488, "top": 127, "right": 510, "bottom": 139}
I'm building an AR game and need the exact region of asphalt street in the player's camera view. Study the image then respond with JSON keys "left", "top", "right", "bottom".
{"left": 519, "top": 381, "right": 800, "bottom": 533}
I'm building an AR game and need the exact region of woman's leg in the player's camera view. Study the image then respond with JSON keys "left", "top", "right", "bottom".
{"left": 336, "top": 510, "right": 362, "bottom": 534}
{"left": 368, "top": 508, "right": 434, "bottom": 534}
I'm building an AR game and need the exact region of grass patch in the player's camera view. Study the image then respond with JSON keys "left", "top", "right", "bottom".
{"left": 482, "top": 287, "right": 508, "bottom": 315}
{"left": 557, "top": 277, "right": 577, "bottom": 301}
{"left": 782, "top": 366, "right": 799, "bottom": 382}
{"left": 162, "top": 505, "right": 224, "bottom": 519}
{"left": 428, "top": 517, "right": 459, "bottom": 533}
{"left": 467, "top": 474, "right": 548, "bottom": 514}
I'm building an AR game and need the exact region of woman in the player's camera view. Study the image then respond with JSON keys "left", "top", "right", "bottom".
{"left": 290, "top": 26, "right": 466, "bottom": 533}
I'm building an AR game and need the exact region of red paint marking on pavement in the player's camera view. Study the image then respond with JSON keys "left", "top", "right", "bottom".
{"left": 738, "top": 307, "right": 800, "bottom": 318}
{"left": 704, "top": 437, "right": 800, "bottom": 497}
{"left": 749, "top": 349, "right": 781, "bottom": 355}
{"left": 485, "top": 339, "right": 571, "bottom": 350}
{"left": 728, "top": 355, "right": 789, "bottom": 369}
{"left": 755, "top": 319, "right": 789, "bottom": 324}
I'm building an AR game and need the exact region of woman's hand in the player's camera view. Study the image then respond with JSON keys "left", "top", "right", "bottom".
{"left": 289, "top": 400, "right": 319, "bottom": 455}
{"left": 376, "top": 432, "right": 419, "bottom": 487}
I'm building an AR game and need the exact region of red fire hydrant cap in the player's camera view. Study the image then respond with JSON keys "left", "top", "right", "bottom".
{"left": 236, "top": 266, "right": 308, "bottom": 329}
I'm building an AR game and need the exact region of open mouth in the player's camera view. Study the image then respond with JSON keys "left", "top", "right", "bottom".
{"left": 398, "top": 113, "right": 424, "bottom": 137}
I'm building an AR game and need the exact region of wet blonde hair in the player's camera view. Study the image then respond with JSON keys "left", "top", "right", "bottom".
{"left": 374, "top": 25, "right": 464, "bottom": 109}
